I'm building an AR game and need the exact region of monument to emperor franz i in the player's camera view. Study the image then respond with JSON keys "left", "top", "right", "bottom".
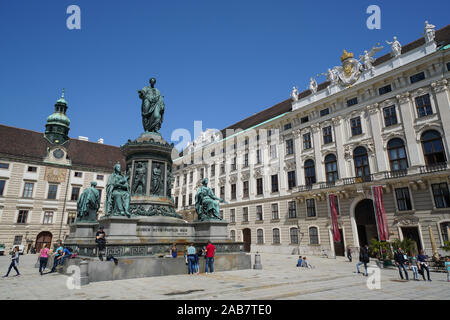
{"left": 65, "top": 78, "right": 249, "bottom": 281}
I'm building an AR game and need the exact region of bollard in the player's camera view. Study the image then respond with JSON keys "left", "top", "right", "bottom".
{"left": 79, "top": 260, "right": 89, "bottom": 286}
{"left": 253, "top": 252, "right": 263, "bottom": 270}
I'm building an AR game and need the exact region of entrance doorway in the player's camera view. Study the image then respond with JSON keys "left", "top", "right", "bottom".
{"left": 334, "top": 229, "right": 345, "bottom": 257}
{"left": 242, "top": 228, "right": 251, "bottom": 252}
{"left": 401, "top": 227, "right": 422, "bottom": 254}
{"left": 35, "top": 232, "right": 52, "bottom": 252}
{"left": 354, "top": 199, "right": 378, "bottom": 247}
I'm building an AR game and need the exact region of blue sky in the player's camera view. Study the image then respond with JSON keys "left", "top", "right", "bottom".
{"left": 0, "top": 0, "right": 448, "bottom": 150}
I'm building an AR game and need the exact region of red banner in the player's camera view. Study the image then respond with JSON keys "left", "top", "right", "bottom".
{"left": 372, "top": 186, "right": 390, "bottom": 241}
{"left": 329, "top": 194, "right": 341, "bottom": 242}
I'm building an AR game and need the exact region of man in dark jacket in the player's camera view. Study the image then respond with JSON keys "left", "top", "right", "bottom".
{"left": 394, "top": 247, "right": 409, "bottom": 280}
{"left": 356, "top": 245, "right": 370, "bottom": 276}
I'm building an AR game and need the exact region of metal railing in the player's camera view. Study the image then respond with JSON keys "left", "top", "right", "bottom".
{"left": 419, "top": 162, "right": 448, "bottom": 174}
{"left": 384, "top": 169, "right": 408, "bottom": 179}
{"left": 343, "top": 174, "right": 374, "bottom": 185}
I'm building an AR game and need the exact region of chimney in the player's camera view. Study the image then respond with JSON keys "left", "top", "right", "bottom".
{"left": 78, "top": 136, "right": 89, "bottom": 141}
{"left": 97, "top": 138, "right": 104, "bottom": 144}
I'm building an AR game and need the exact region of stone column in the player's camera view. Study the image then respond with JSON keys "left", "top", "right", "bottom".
{"left": 311, "top": 124, "right": 324, "bottom": 182}
{"left": 367, "top": 103, "right": 387, "bottom": 172}
{"left": 293, "top": 129, "right": 304, "bottom": 186}
{"left": 396, "top": 92, "right": 422, "bottom": 167}
{"left": 431, "top": 80, "right": 450, "bottom": 151}
{"left": 332, "top": 116, "right": 348, "bottom": 178}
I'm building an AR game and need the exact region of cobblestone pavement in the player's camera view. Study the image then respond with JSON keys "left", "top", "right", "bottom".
{"left": 0, "top": 253, "right": 448, "bottom": 300}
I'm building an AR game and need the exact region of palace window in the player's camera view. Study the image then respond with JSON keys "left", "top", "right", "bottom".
{"left": 230, "top": 230, "right": 236, "bottom": 242}
{"left": 284, "top": 123, "right": 292, "bottom": 131}
{"left": 244, "top": 153, "right": 249, "bottom": 167}
{"left": 220, "top": 163, "right": 225, "bottom": 174}
{"left": 43, "top": 211, "right": 54, "bottom": 224}
{"left": 383, "top": 105, "right": 398, "bottom": 127}
{"left": 320, "top": 108, "right": 330, "bottom": 117}
{"left": 231, "top": 157, "right": 237, "bottom": 171}
{"left": 183, "top": 174, "right": 187, "bottom": 184}
{"left": 270, "top": 145, "right": 277, "bottom": 159}
{"left": 67, "top": 211, "right": 76, "bottom": 224}
{"left": 271, "top": 174, "right": 279, "bottom": 193}
{"left": 189, "top": 171, "right": 193, "bottom": 183}
{"left": 28, "top": 166, "right": 37, "bottom": 172}
{"left": 288, "top": 201, "right": 297, "bottom": 219}
{"left": 440, "top": 222, "right": 450, "bottom": 242}
{"left": 200, "top": 168, "right": 205, "bottom": 180}
{"left": 431, "top": 183, "right": 450, "bottom": 209}
{"left": 323, "top": 126, "right": 333, "bottom": 144}
{"left": 243, "top": 181, "right": 249, "bottom": 198}
{"left": 290, "top": 228, "right": 299, "bottom": 244}
{"left": 388, "top": 138, "right": 408, "bottom": 171}
{"left": 421, "top": 130, "right": 446, "bottom": 165}
{"left": 176, "top": 176, "right": 180, "bottom": 186}
{"left": 74, "top": 171, "right": 82, "bottom": 177}
{"left": 378, "top": 84, "right": 392, "bottom": 95}
{"left": 188, "top": 194, "right": 192, "bottom": 205}
{"left": 0, "top": 163, "right": 9, "bottom": 169}
{"left": 231, "top": 184, "right": 236, "bottom": 200}
{"left": 242, "top": 207, "right": 249, "bottom": 222}
{"left": 306, "top": 199, "right": 316, "bottom": 217}
{"left": 0, "top": 180, "right": 5, "bottom": 196}
{"left": 23, "top": 182, "right": 34, "bottom": 198}
{"left": 256, "top": 178, "right": 263, "bottom": 195}
{"left": 301, "top": 116, "right": 309, "bottom": 124}
{"left": 211, "top": 164, "right": 215, "bottom": 176}
{"left": 71, "top": 187, "right": 80, "bottom": 201}
{"left": 353, "top": 147, "right": 370, "bottom": 177}
{"left": 211, "top": 151, "right": 215, "bottom": 157}
{"left": 47, "top": 184, "right": 58, "bottom": 200}
{"left": 395, "top": 187, "right": 412, "bottom": 211}
{"left": 288, "top": 171, "right": 296, "bottom": 190}
{"left": 325, "top": 154, "right": 338, "bottom": 183}
{"left": 271, "top": 203, "right": 279, "bottom": 220}
{"left": 220, "top": 186, "right": 225, "bottom": 199}
{"left": 230, "top": 209, "right": 235, "bottom": 223}
{"left": 286, "top": 139, "right": 294, "bottom": 155}
{"left": 13, "top": 236, "right": 23, "bottom": 245}
{"left": 350, "top": 117, "right": 362, "bottom": 136}
{"left": 257, "top": 229, "right": 264, "bottom": 244}
{"left": 303, "top": 133, "right": 312, "bottom": 150}
{"left": 256, "top": 205, "right": 263, "bottom": 221}
{"left": 17, "top": 210, "right": 28, "bottom": 224}
{"left": 309, "top": 227, "right": 319, "bottom": 244}
{"left": 256, "top": 149, "right": 261, "bottom": 164}
{"left": 272, "top": 228, "right": 280, "bottom": 244}
{"left": 347, "top": 97, "right": 358, "bottom": 107}
{"left": 415, "top": 94, "right": 433, "bottom": 118}
{"left": 96, "top": 175, "right": 104, "bottom": 180}
{"left": 410, "top": 71, "right": 425, "bottom": 84}
{"left": 304, "top": 160, "right": 316, "bottom": 186}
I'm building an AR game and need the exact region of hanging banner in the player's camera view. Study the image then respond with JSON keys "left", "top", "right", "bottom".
{"left": 329, "top": 194, "right": 341, "bottom": 242}
{"left": 372, "top": 186, "right": 390, "bottom": 241}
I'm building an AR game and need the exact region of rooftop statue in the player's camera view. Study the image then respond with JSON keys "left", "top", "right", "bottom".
{"left": 386, "top": 36, "right": 402, "bottom": 57}
{"left": 138, "top": 78, "right": 165, "bottom": 133}
{"left": 195, "top": 178, "right": 225, "bottom": 221}
{"left": 309, "top": 77, "right": 318, "bottom": 94}
{"left": 76, "top": 181, "right": 100, "bottom": 222}
{"left": 424, "top": 20, "right": 436, "bottom": 43}
{"left": 105, "top": 163, "right": 131, "bottom": 217}
{"left": 291, "top": 86, "right": 299, "bottom": 102}
{"left": 359, "top": 44, "right": 383, "bottom": 75}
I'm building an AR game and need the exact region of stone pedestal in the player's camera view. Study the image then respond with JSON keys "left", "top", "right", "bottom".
{"left": 69, "top": 222, "right": 99, "bottom": 240}
{"left": 193, "top": 220, "right": 229, "bottom": 242}
{"left": 99, "top": 216, "right": 140, "bottom": 242}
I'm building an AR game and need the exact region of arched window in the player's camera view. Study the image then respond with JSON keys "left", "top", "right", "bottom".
{"left": 421, "top": 130, "right": 447, "bottom": 165}
{"left": 353, "top": 147, "right": 370, "bottom": 177}
{"left": 440, "top": 221, "right": 450, "bottom": 242}
{"left": 273, "top": 228, "right": 280, "bottom": 244}
{"left": 230, "top": 230, "right": 236, "bottom": 242}
{"left": 304, "top": 159, "right": 316, "bottom": 185}
{"left": 325, "top": 154, "right": 338, "bottom": 183}
{"left": 290, "top": 228, "right": 299, "bottom": 244}
{"left": 387, "top": 138, "right": 408, "bottom": 171}
{"left": 256, "top": 229, "right": 264, "bottom": 244}
{"left": 309, "top": 227, "right": 319, "bottom": 245}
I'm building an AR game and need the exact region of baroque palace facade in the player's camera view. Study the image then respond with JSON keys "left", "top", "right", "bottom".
{"left": 0, "top": 93, "right": 124, "bottom": 252}
{"left": 173, "top": 22, "right": 450, "bottom": 257}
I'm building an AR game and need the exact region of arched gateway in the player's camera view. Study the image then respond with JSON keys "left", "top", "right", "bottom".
{"left": 35, "top": 231, "right": 52, "bottom": 252}
{"left": 354, "top": 199, "right": 378, "bottom": 247}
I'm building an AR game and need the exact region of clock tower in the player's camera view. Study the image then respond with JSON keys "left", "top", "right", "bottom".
{"left": 44, "top": 89, "right": 71, "bottom": 145}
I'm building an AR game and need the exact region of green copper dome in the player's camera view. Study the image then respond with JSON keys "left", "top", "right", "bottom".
{"left": 46, "top": 112, "right": 71, "bottom": 127}
{"left": 44, "top": 89, "right": 71, "bottom": 145}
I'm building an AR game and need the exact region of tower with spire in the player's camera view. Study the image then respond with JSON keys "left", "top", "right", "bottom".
{"left": 44, "top": 89, "right": 71, "bottom": 144}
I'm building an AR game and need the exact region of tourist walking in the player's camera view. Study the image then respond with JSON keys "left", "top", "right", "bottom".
{"left": 394, "top": 247, "right": 409, "bottom": 280}
{"left": 38, "top": 244, "right": 50, "bottom": 275}
{"left": 50, "top": 241, "right": 63, "bottom": 273}
{"left": 170, "top": 243, "right": 178, "bottom": 258}
{"left": 417, "top": 250, "right": 431, "bottom": 281}
{"left": 347, "top": 246, "right": 352, "bottom": 262}
{"left": 3, "top": 246, "right": 20, "bottom": 278}
{"left": 445, "top": 257, "right": 450, "bottom": 282}
{"left": 95, "top": 226, "right": 106, "bottom": 261}
{"left": 186, "top": 243, "right": 196, "bottom": 275}
{"left": 356, "top": 245, "right": 369, "bottom": 276}
{"left": 205, "top": 240, "right": 216, "bottom": 274}
{"left": 408, "top": 251, "right": 419, "bottom": 281}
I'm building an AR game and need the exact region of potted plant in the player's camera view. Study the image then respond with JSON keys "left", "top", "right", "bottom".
{"left": 368, "top": 239, "right": 393, "bottom": 268}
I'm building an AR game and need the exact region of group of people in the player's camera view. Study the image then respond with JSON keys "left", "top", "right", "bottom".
{"left": 182, "top": 241, "right": 216, "bottom": 275}
{"left": 296, "top": 256, "right": 313, "bottom": 269}
{"left": 394, "top": 248, "right": 435, "bottom": 281}
{"left": 2, "top": 241, "right": 73, "bottom": 278}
